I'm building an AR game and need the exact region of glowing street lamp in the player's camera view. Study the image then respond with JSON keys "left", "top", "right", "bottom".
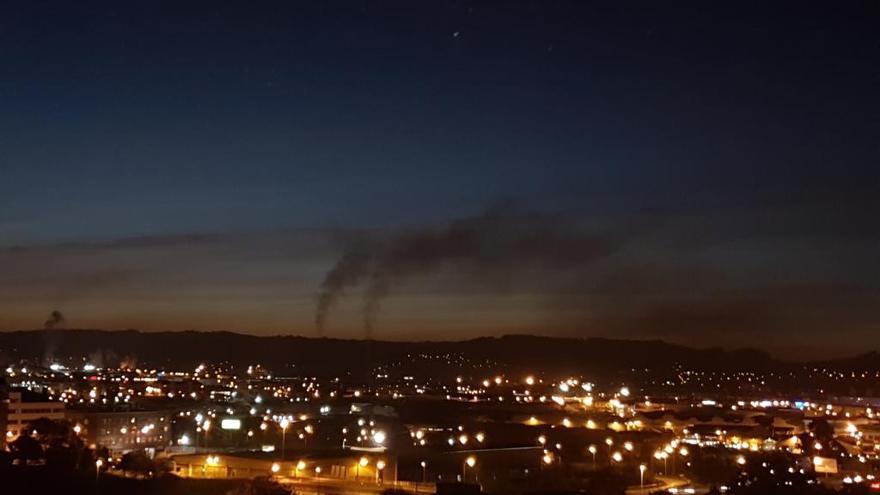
{"left": 376, "top": 460, "right": 386, "bottom": 483}
{"left": 95, "top": 459, "right": 103, "bottom": 484}
{"left": 421, "top": 461, "right": 427, "bottom": 483}
{"left": 357, "top": 456, "right": 368, "bottom": 480}
{"left": 463, "top": 456, "right": 476, "bottom": 482}
{"left": 611, "top": 451, "right": 623, "bottom": 463}
{"left": 271, "top": 463, "right": 280, "bottom": 474}
{"left": 280, "top": 418, "right": 290, "bottom": 458}
{"left": 639, "top": 464, "right": 646, "bottom": 490}
{"left": 588, "top": 445, "right": 597, "bottom": 468}
{"left": 202, "top": 419, "right": 211, "bottom": 448}
{"left": 295, "top": 460, "right": 306, "bottom": 478}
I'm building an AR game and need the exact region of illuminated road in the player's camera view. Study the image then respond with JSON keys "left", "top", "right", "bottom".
{"left": 277, "top": 477, "right": 434, "bottom": 495}
{"left": 626, "top": 475, "right": 694, "bottom": 494}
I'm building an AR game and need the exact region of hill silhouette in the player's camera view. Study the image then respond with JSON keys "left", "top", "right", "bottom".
{"left": 0, "top": 329, "right": 793, "bottom": 376}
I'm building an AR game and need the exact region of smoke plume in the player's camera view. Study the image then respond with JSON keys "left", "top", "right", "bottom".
{"left": 44, "top": 310, "right": 65, "bottom": 330}
{"left": 315, "top": 203, "right": 629, "bottom": 337}
{"left": 315, "top": 241, "right": 375, "bottom": 334}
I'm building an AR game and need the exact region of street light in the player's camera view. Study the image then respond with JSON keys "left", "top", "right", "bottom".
{"left": 463, "top": 456, "right": 476, "bottom": 482}
{"left": 588, "top": 445, "right": 597, "bottom": 468}
{"left": 611, "top": 451, "right": 623, "bottom": 463}
{"left": 357, "top": 456, "right": 368, "bottom": 480}
{"left": 203, "top": 420, "right": 211, "bottom": 448}
{"left": 280, "top": 419, "right": 290, "bottom": 458}
{"left": 376, "top": 460, "right": 386, "bottom": 483}
{"left": 295, "top": 460, "right": 306, "bottom": 478}
{"left": 639, "top": 464, "right": 646, "bottom": 490}
{"left": 421, "top": 461, "right": 427, "bottom": 483}
{"left": 95, "top": 459, "right": 103, "bottom": 485}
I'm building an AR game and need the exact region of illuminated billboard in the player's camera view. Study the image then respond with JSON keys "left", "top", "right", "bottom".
{"left": 220, "top": 418, "right": 242, "bottom": 430}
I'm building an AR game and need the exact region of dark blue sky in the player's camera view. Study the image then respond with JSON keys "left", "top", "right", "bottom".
{"left": 0, "top": 1, "right": 877, "bottom": 357}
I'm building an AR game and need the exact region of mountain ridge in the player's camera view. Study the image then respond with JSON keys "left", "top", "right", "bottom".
{"left": 0, "top": 329, "right": 842, "bottom": 377}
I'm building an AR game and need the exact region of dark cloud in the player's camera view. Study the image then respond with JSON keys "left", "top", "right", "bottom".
{"left": 0, "top": 233, "right": 226, "bottom": 254}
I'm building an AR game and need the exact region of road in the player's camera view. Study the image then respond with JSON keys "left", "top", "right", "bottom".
{"left": 626, "top": 475, "right": 694, "bottom": 495}
{"left": 277, "top": 476, "right": 433, "bottom": 495}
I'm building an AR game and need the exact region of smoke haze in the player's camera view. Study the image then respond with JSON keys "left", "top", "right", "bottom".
{"left": 315, "top": 203, "right": 629, "bottom": 337}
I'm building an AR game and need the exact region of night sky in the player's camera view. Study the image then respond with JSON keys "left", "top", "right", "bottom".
{"left": 1, "top": 2, "right": 878, "bottom": 358}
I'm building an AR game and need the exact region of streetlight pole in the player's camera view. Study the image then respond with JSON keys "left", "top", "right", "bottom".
{"left": 463, "top": 456, "right": 476, "bottom": 483}
{"left": 357, "top": 457, "right": 368, "bottom": 483}
{"left": 95, "top": 459, "right": 103, "bottom": 491}
{"left": 639, "top": 464, "right": 646, "bottom": 491}
{"left": 376, "top": 460, "right": 385, "bottom": 484}
{"left": 280, "top": 419, "right": 289, "bottom": 459}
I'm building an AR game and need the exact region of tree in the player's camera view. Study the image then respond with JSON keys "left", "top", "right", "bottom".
{"left": 120, "top": 450, "right": 155, "bottom": 478}
{"left": 810, "top": 419, "right": 834, "bottom": 442}
{"left": 9, "top": 434, "right": 43, "bottom": 464}
{"left": 27, "top": 417, "right": 71, "bottom": 439}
